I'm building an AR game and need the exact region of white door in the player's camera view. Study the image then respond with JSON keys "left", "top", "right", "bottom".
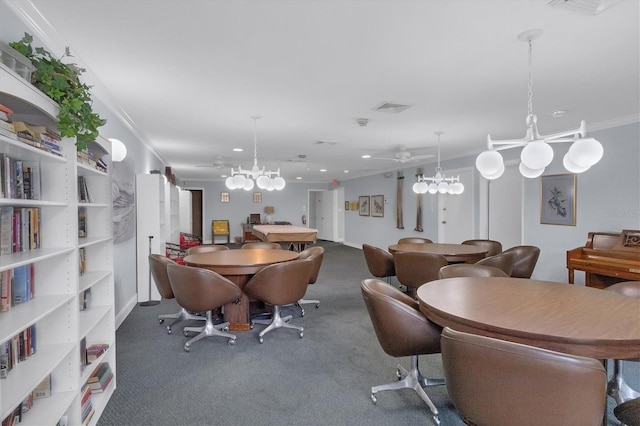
{"left": 488, "top": 163, "right": 522, "bottom": 249}
{"left": 438, "top": 168, "right": 474, "bottom": 243}
{"left": 310, "top": 190, "right": 335, "bottom": 241}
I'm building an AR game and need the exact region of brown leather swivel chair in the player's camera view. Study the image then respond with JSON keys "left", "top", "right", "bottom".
{"left": 360, "top": 279, "right": 444, "bottom": 424}
{"left": 501, "top": 245, "right": 540, "bottom": 278}
{"left": 398, "top": 237, "right": 433, "bottom": 244}
{"left": 166, "top": 263, "right": 242, "bottom": 351}
{"left": 614, "top": 397, "right": 640, "bottom": 426}
{"left": 474, "top": 251, "right": 517, "bottom": 276}
{"left": 149, "top": 254, "right": 206, "bottom": 333}
{"left": 438, "top": 263, "right": 509, "bottom": 279}
{"left": 241, "top": 242, "right": 282, "bottom": 249}
{"left": 362, "top": 244, "right": 396, "bottom": 284}
{"left": 461, "top": 239, "right": 502, "bottom": 257}
{"left": 606, "top": 281, "right": 640, "bottom": 405}
{"left": 185, "top": 244, "right": 230, "bottom": 256}
{"left": 394, "top": 251, "right": 448, "bottom": 297}
{"left": 441, "top": 327, "right": 607, "bottom": 426}
{"left": 296, "top": 246, "right": 325, "bottom": 316}
{"left": 243, "top": 258, "right": 312, "bottom": 343}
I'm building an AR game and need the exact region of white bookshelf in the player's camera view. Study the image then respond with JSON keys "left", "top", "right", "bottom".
{"left": 0, "top": 64, "right": 115, "bottom": 425}
{"left": 135, "top": 173, "right": 167, "bottom": 302}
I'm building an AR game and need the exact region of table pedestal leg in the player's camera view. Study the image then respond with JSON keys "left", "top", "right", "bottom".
{"left": 223, "top": 275, "right": 251, "bottom": 331}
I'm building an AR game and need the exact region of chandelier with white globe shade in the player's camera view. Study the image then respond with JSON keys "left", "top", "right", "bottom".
{"left": 413, "top": 132, "right": 464, "bottom": 195}
{"left": 225, "top": 117, "right": 285, "bottom": 191}
{"left": 475, "top": 29, "right": 603, "bottom": 180}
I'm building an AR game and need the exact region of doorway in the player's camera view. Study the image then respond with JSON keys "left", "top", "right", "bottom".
{"left": 308, "top": 188, "right": 344, "bottom": 242}
{"left": 189, "top": 189, "right": 203, "bottom": 239}
{"left": 437, "top": 168, "right": 474, "bottom": 243}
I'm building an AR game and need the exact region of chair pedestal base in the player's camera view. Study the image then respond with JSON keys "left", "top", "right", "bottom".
{"left": 251, "top": 305, "right": 303, "bottom": 343}
{"left": 370, "top": 355, "right": 443, "bottom": 425}
{"left": 159, "top": 307, "right": 206, "bottom": 334}
{"left": 182, "top": 311, "right": 236, "bottom": 351}
{"left": 296, "top": 298, "right": 320, "bottom": 316}
{"left": 608, "top": 360, "right": 640, "bottom": 404}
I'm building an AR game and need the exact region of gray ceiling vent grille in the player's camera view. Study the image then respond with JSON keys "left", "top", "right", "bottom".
{"left": 547, "top": 0, "right": 623, "bottom": 15}
{"left": 374, "top": 102, "right": 411, "bottom": 113}
{"left": 314, "top": 140, "right": 338, "bottom": 146}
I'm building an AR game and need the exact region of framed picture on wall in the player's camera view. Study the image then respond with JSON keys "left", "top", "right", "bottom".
{"left": 344, "top": 201, "right": 349, "bottom": 211}
{"left": 371, "top": 195, "right": 384, "bottom": 217}
{"left": 253, "top": 192, "right": 262, "bottom": 203}
{"left": 540, "top": 174, "right": 576, "bottom": 226}
{"left": 220, "top": 192, "right": 230, "bottom": 203}
{"left": 359, "top": 196, "right": 370, "bottom": 216}
{"left": 350, "top": 201, "right": 359, "bottom": 211}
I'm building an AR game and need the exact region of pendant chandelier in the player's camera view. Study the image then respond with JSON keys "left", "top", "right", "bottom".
{"left": 225, "top": 116, "right": 285, "bottom": 191}
{"left": 475, "top": 29, "right": 603, "bottom": 180}
{"left": 413, "top": 131, "right": 464, "bottom": 195}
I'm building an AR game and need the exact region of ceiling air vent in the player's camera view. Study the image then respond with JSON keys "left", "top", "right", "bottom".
{"left": 547, "top": 0, "right": 623, "bottom": 15}
{"left": 314, "top": 140, "right": 338, "bottom": 146}
{"left": 374, "top": 102, "right": 411, "bottom": 114}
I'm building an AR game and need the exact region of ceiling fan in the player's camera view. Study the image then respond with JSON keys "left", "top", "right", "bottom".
{"left": 195, "top": 155, "right": 236, "bottom": 170}
{"left": 371, "top": 146, "right": 435, "bottom": 163}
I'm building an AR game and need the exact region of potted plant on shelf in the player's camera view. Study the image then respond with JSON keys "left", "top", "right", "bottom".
{"left": 9, "top": 33, "right": 106, "bottom": 151}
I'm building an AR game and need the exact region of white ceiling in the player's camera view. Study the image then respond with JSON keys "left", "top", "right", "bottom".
{"left": 7, "top": 0, "right": 640, "bottom": 184}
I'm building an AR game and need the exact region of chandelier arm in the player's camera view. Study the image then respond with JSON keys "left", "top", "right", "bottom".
{"left": 539, "top": 121, "right": 587, "bottom": 141}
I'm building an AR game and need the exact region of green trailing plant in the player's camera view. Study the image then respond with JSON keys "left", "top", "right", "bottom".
{"left": 9, "top": 33, "right": 105, "bottom": 151}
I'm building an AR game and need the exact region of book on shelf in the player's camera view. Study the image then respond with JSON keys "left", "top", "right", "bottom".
{"left": 0, "top": 324, "right": 36, "bottom": 379}
{"left": 79, "top": 288, "right": 90, "bottom": 311}
{"left": 21, "top": 161, "right": 41, "bottom": 200}
{"left": 78, "top": 207, "right": 87, "bottom": 238}
{"left": 80, "top": 337, "right": 88, "bottom": 372}
{"left": 78, "top": 175, "right": 93, "bottom": 203}
{"left": 86, "top": 343, "right": 109, "bottom": 362}
{"left": 79, "top": 247, "right": 86, "bottom": 276}
{"left": 89, "top": 370, "right": 113, "bottom": 393}
{"left": 0, "top": 155, "right": 41, "bottom": 200}
{"left": 11, "top": 264, "right": 34, "bottom": 306}
{"left": 0, "top": 270, "right": 11, "bottom": 312}
{"left": 0, "top": 207, "right": 12, "bottom": 255}
{"left": 87, "top": 362, "right": 110, "bottom": 383}
{"left": 33, "top": 374, "right": 51, "bottom": 399}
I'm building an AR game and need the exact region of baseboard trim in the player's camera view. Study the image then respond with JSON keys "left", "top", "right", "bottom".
{"left": 115, "top": 295, "right": 138, "bottom": 330}
{"left": 343, "top": 241, "right": 361, "bottom": 249}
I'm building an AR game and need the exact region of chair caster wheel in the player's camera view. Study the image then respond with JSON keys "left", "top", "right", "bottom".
{"left": 315, "top": 304, "right": 319, "bottom": 309}
{"left": 301, "top": 309, "right": 305, "bottom": 317}
{"left": 228, "top": 338, "right": 236, "bottom": 346}
{"left": 183, "top": 330, "right": 189, "bottom": 337}
{"left": 371, "top": 394, "right": 377, "bottom": 404}
{"left": 159, "top": 319, "right": 165, "bottom": 324}
{"left": 184, "top": 343, "right": 191, "bottom": 352}
{"left": 299, "top": 331, "right": 304, "bottom": 339}
{"left": 222, "top": 326, "right": 229, "bottom": 332}
{"left": 258, "top": 337, "right": 264, "bottom": 344}
{"left": 396, "top": 369, "right": 402, "bottom": 379}
{"left": 166, "top": 326, "right": 172, "bottom": 334}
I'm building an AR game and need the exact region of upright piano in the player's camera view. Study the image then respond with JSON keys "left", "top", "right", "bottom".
{"left": 566, "top": 230, "right": 640, "bottom": 288}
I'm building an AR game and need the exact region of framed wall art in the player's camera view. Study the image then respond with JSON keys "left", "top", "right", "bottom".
{"left": 253, "top": 192, "right": 262, "bottom": 203}
{"left": 540, "top": 174, "right": 576, "bottom": 226}
{"left": 344, "top": 201, "right": 350, "bottom": 211}
{"left": 359, "top": 196, "right": 370, "bottom": 216}
{"left": 220, "top": 192, "right": 230, "bottom": 203}
{"left": 371, "top": 195, "right": 384, "bottom": 217}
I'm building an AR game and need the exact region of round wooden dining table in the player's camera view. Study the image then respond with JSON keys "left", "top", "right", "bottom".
{"left": 388, "top": 243, "right": 488, "bottom": 264}
{"left": 417, "top": 277, "right": 640, "bottom": 360}
{"left": 184, "top": 249, "right": 299, "bottom": 331}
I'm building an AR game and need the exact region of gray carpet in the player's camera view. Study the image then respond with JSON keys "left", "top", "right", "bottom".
{"left": 98, "top": 241, "right": 634, "bottom": 426}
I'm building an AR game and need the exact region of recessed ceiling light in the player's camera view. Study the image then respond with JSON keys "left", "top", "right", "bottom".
{"left": 296, "top": 176, "right": 302, "bottom": 180}
{"left": 233, "top": 148, "right": 243, "bottom": 152}
{"left": 549, "top": 110, "right": 567, "bottom": 118}
{"left": 362, "top": 154, "right": 371, "bottom": 159}
{"left": 320, "top": 169, "right": 327, "bottom": 172}
{"left": 344, "top": 170, "right": 349, "bottom": 173}
{"left": 221, "top": 174, "right": 228, "bottom": 178}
